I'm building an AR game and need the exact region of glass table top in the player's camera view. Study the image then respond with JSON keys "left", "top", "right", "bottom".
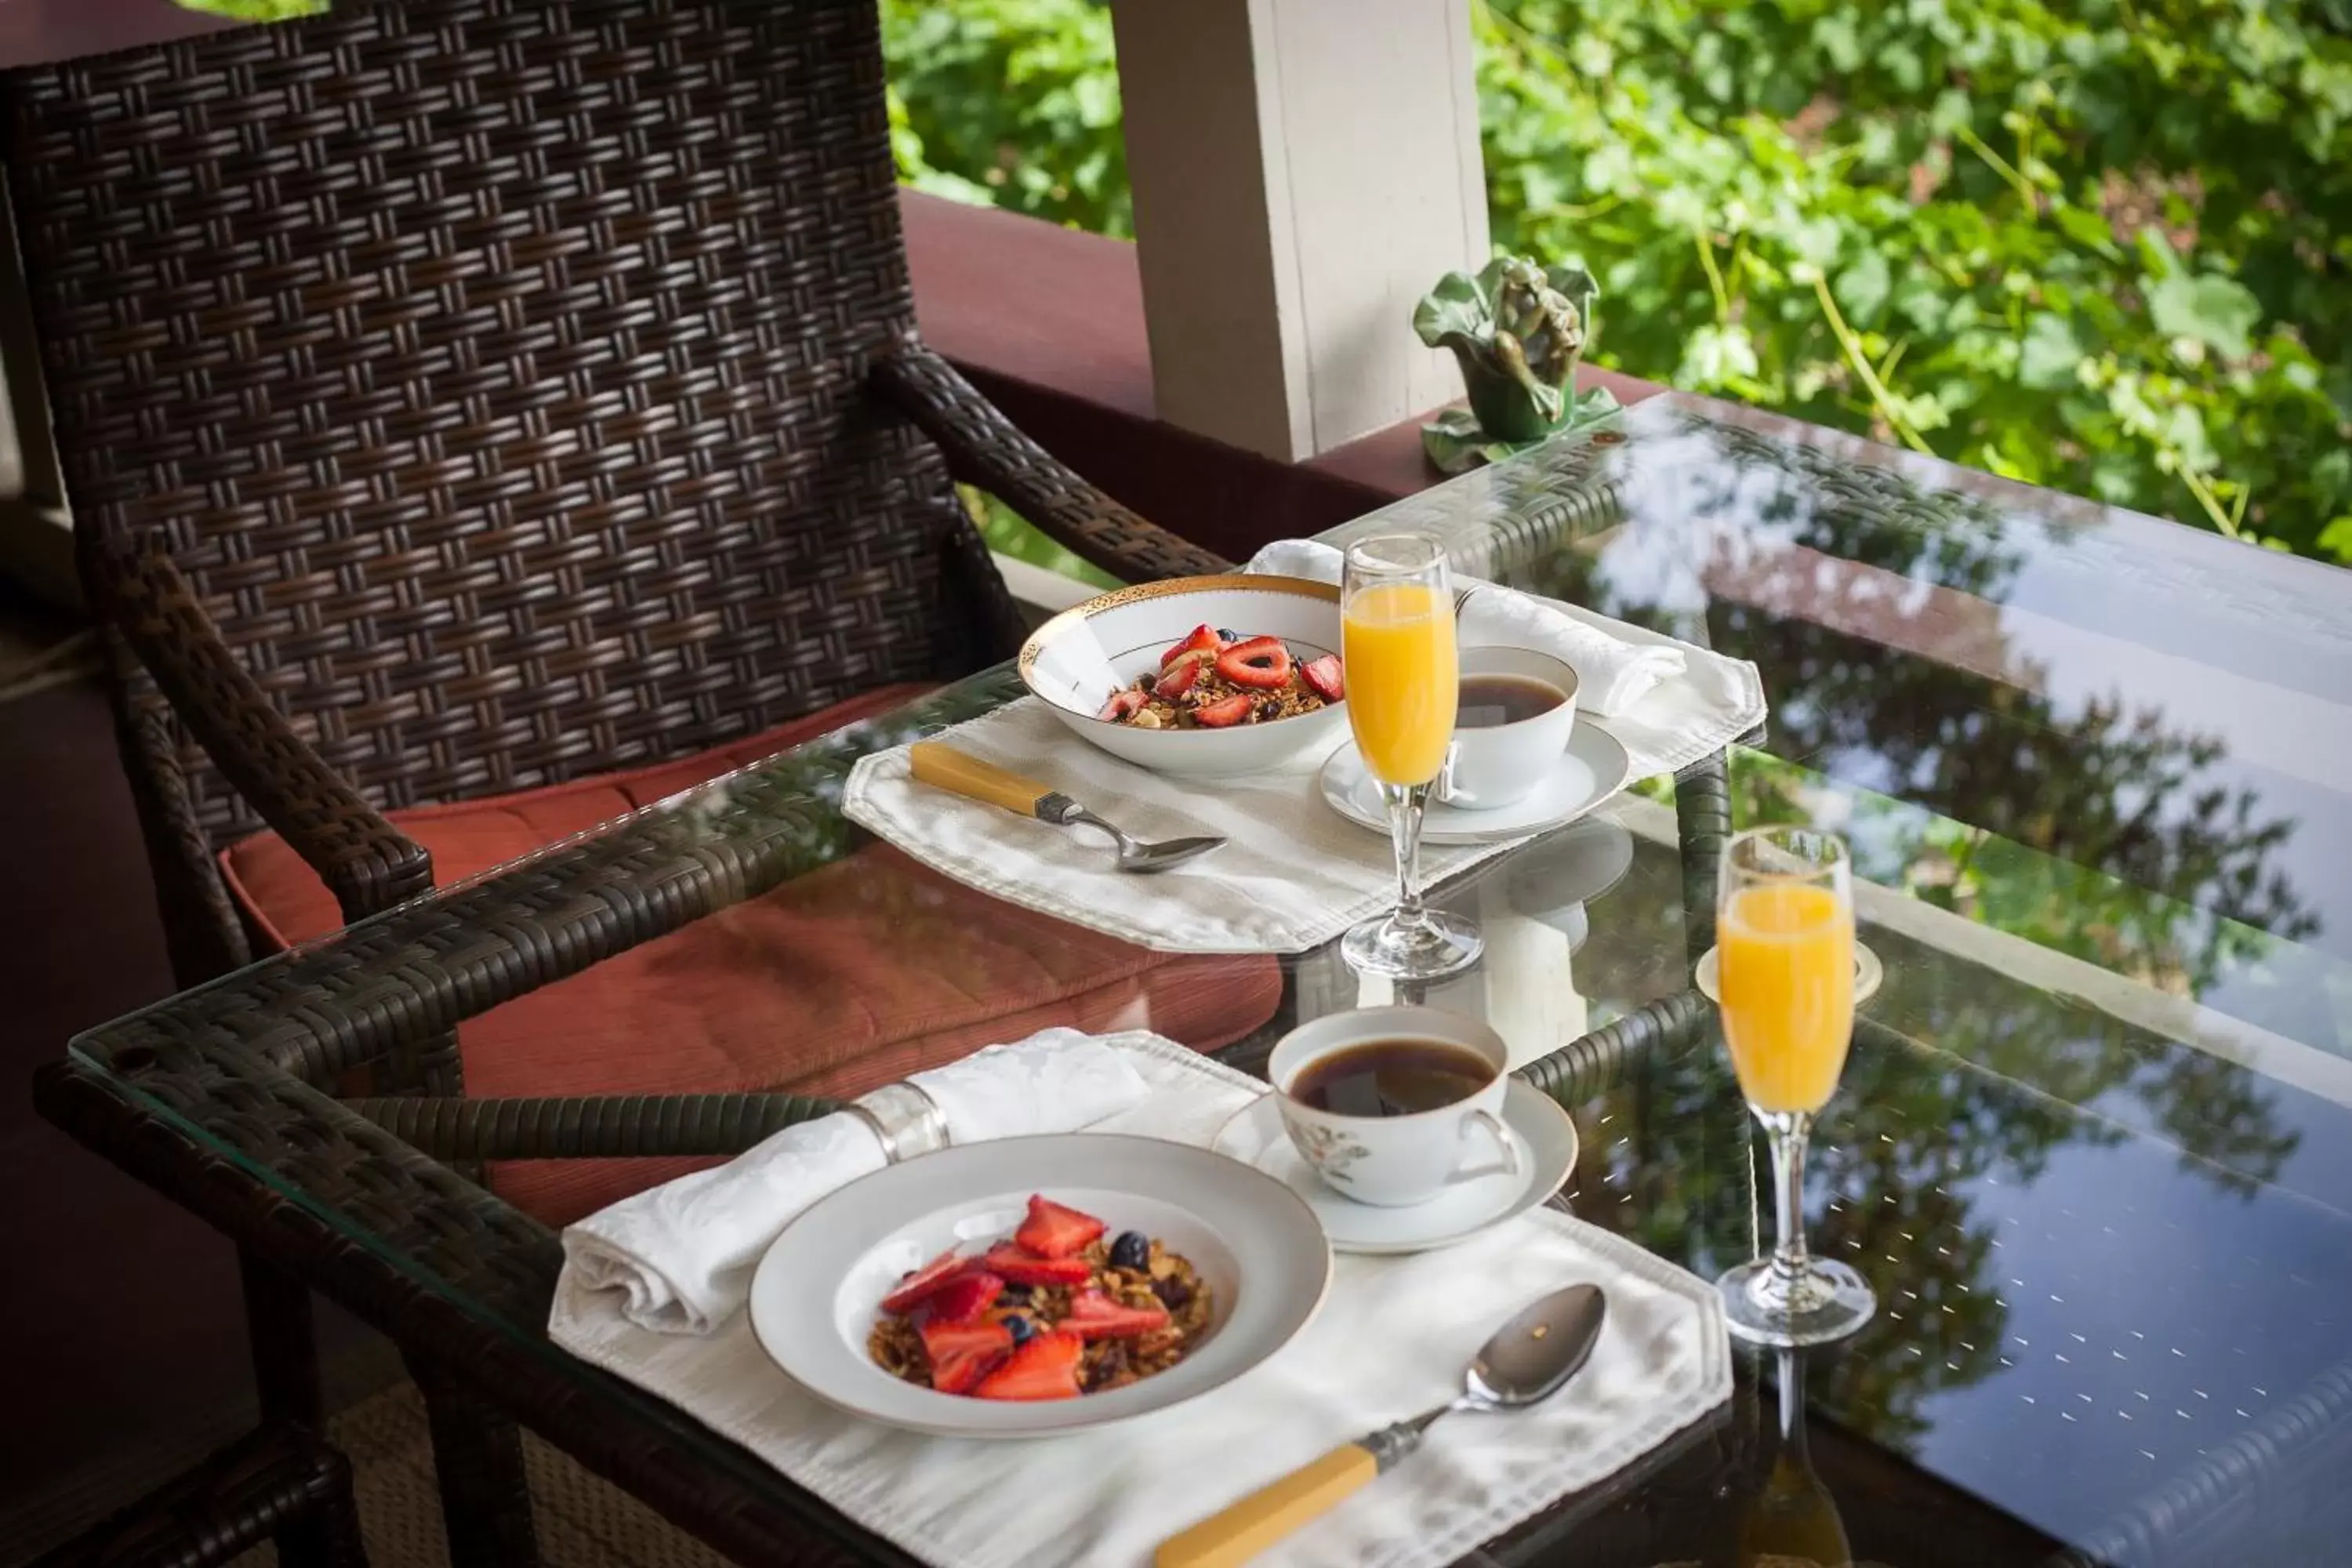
{"left": 70, "top": 394, "right": 2352, "bottom": 1566}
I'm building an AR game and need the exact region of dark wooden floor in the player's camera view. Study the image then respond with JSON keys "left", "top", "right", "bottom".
{"left": 0, "top": 595, "right": 392, "bottom": 1561}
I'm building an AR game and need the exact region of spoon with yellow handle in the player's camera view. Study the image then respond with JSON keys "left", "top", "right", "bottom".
{"left": 1156, "top": 1283, "right": 1607, "bottom": 1568}
{"left": 908, "top": 742, "right": 1225, "bottom": 873}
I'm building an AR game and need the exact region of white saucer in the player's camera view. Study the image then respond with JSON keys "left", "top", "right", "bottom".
{"left": 1209, "top": 1080, "right": 1579, "bottom": 1254}
{"left": 1693, "top": 941, "right": 1885, "bottom": 1006}
{"left": 1319, "top": 723, "right": 1634, "bottom": 844}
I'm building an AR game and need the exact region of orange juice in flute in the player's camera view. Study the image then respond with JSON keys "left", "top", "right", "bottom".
{"left": 1713, "top": 826, "right": 1876, "bottom": 1347}
{"left": 1719, "top": 881, "right": 1855, "bottom": 1114}
{"left": 1342, "top": 581, "right": 1457, "bottom": 786}
{"left": 1337, "top": 535, "right": 1481, "bottom": 979}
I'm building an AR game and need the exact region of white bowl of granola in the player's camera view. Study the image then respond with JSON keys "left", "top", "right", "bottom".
{"left": 1017, "top": 575, "right": 1348, "bottom": 775}
{"left": 746, "top": 1134, "right": 1330, "bottom": 1437}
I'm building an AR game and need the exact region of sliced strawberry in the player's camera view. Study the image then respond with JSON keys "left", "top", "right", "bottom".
{"left": 973, "top": 1329, "right": 1085, "bottom": 1401}
{"left": 920, "top": 1318, "right": 1013, "bottom": 1396}
{"left": 1191, "top": 692, "right": 1254, "bottom": 728}
{"left": 981, "top": 1244, "right": 1094, "bottom": 1286}
{"left": 1216, "top": 635, "right": 1293, "bottom": 690}
{"left": 1152, "top": 655, "right": 1207, "bottom": 700}
{"left": 880, "top": 1248, "right": 977, "bottom": 1314}
{"left": 1299, "top": 653, "right": 1345, "bottom": 702}
{"left": 1094, "top": 688, "right": 1146, "bottom": 723}
{"left": 1159, "top": 623, "right": 1225, "bottom": 668}
{"left": 924, "top": 1271, "right": 1004, "bottom": 1325}
{"left": 1014, "top": 1195, "right": 1107, "bottom": 1260}
{"left": 1063, "top": 1289, "right": 1172, "bottom": 1339}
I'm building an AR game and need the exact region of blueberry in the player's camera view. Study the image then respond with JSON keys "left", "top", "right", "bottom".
{"left": 998, "top": 1282, "right": 1032, "bottom": 1301}
{"left": 1109, "top": 1230, "right": 1150, "bottom": 1271}
{"left": 1217, "top": 628, "right": 1238, "bottom": 643}
{"left": 1004, "top": 1313, "right": 1034, "bottom": 1345}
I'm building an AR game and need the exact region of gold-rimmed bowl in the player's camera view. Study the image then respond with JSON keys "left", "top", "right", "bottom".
{"left": 1017, "top": 575, "right": 1346, "bottom": 775}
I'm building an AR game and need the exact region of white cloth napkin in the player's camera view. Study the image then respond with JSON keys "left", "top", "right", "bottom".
{"left": 1245, "top": 538, "right": 1686, "bottom": 716}
{"left": 561, "top": 1029, "right": 1149, "bottom": 1334}
{"left": 550, "top": 1033, "right": 1730, "bottom": 1568}
{"left": 840, "top": 593, "right": 1759, "bottom": 953}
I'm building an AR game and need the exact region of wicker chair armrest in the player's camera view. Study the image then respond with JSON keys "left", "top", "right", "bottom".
{"left": 83, "top": 531, "right": 431, "bottom": 924}
{"left": 347, "top": 1092, "right": 840, "bottom": 1163}
{"left": 871, "top": 344, "right": 1230, "bottom": 583}
{"left": 1514, "top": 986, "right": 1714, "bottom": 1106}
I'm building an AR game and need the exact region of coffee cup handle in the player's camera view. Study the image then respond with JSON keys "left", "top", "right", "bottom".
{"left": 1446, "top": 1108, "right": 1521, "bottom": 1185}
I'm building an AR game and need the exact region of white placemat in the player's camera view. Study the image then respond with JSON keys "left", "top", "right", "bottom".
{"left": 840, "top": 597, "right": 1760, "bottom": 954}
{"left": 550, "top": 1035, "right": 1731, "bottom": 1568}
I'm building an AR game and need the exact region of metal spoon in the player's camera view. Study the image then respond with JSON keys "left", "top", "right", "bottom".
{"left": 1156, "top": 1283, "right": 1609, "bottom": 1568}
{"left": 908, "top": 742, "right": 1224, "bottom": 873}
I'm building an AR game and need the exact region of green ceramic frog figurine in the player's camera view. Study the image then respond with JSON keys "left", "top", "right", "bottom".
{"left": 1415, "top": 254, "right": 1618, "bottom": 473}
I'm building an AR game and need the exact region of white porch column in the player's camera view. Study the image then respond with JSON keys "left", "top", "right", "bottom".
{"left": 1109, "top": 0, "right": 1489, "bottom": 461}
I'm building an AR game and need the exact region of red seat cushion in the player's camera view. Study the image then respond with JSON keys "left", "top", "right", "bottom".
{"left": 220, "top": 686, "right": 1283, "bottom": 1225}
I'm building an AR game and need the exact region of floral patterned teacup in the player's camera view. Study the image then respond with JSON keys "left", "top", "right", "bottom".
{"left": 1268, "top": 1006, "right": 1520, "bottom": 1207}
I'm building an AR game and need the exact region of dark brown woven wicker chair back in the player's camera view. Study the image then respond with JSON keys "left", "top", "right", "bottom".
{"left": 2, "top": 0, "right": 1029, "bottom": 980}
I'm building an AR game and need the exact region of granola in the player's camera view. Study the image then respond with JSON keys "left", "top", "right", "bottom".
{"left": 1096, "top": 625, "right": 1343, "bottom": 731}
{"left": 866, "top": 1196, "right": 1215, "bottom": 1401}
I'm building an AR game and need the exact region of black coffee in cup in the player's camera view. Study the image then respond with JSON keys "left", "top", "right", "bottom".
{"left": 1288, "top": 1038, "right": 1497, "bottom": 1117}
{"left": 1457, "top": 673, "right": 1568, "bottom": 729}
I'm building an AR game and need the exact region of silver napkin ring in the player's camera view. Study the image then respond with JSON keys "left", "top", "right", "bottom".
{"left": 848, "top": 1082, "right": 949, "bottom": 1163}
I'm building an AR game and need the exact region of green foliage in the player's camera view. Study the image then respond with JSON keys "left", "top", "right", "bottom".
{"left": 963, "top": 488, "right": 1116, "bottom": 590}
{"left": 883, "top": 0, "right": 1128, "bottom": 234}
{"left": 884, "top": 0, "right": 2352, "bottom": 566}
{"left": 168, "top": 0, "right": 326, "bottom": 17}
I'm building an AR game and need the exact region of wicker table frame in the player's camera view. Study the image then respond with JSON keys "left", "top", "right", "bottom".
{"left": 40, "top": 723, "right": 1735, "bottom": 1566}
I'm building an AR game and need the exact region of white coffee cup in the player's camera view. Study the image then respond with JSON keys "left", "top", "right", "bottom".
{"left": 1435, "top": 647, "right": 1579, "bottom": 811}
{"left": 1268, "top": 1006, "right": 1521, "bottom": 1207}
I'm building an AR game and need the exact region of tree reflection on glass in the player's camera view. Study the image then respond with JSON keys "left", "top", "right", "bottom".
{"left": 1532, "top": 415, "right": 2311, "bottom": 1453}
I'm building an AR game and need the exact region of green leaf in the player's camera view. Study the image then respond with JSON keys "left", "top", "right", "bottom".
{"left": 2163, "top": 405, "right": 2217, "bottom": 471}
{"left": 2018, "top": 314, "right": 2085, "bottom": 391}
{"left": 1836, "top": 251, "right": 1893, "bottom": 326}
{"left": 1682, "top": 323, "right": 1761, "bottom": 384}
{"left": 1414, "top": 270, "right": 1491, "bottom": 352}
{"left": 2054, "top": 205, "right": 2121, "bottom": 258}
{"left": 2318, "top": 516, "right": 2352, "bottom": 564}
{"left": 171, "top": 0, "right": 325, "bottom": 15}
{"left": 2146, "top": 273, "right": 2263, "bottom": 361}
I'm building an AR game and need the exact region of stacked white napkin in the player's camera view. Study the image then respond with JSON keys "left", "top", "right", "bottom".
{"left": 1244, "top": 538, "right": 1686, "bottom": 716}
{"left": 561, "top": 1029, "right": 1149, "bottom": 1334}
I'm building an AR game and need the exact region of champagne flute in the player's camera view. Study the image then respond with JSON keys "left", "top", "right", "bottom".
{"left": 1715, "top": 826, "right": 1875, "bottom": 1346}
{"left": 1338, "top": 534, "right": 1482, "bottom": 979}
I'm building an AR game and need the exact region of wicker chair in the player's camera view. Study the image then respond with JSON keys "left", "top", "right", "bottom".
{"left": 5, "top": 5, "right": 1232, "bottom": 1558}
{"left": 4, "top": 0, "right": 1287, "bottom": 1214}
{"left": 2, "top": 0, "right": 1225, "bottom": 1073}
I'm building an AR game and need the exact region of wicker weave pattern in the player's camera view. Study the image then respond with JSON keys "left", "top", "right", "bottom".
{"left": 8, "top": 0, "right": 968, "bottom": 846}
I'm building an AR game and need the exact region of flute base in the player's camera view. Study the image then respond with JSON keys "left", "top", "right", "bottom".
{"left": 1717, "top": 1255, "right": 1876, "bottom": 1348}
{"left": 1341, "top": 907, "right": 1483, "bottom": 980}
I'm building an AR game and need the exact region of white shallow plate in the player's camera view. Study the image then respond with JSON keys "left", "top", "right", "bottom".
{"left": 1017, "top": 575, "right": 1348, "bottom": 775}
{"left": 1209, "top": 1080, "right": 1579, "bottom": 1255}
{"left": 1319, "top": 721, "right": 1634, "bottom": 844}
{"left": 746, "top": 1134, "right": 1331, "bottom": 1438}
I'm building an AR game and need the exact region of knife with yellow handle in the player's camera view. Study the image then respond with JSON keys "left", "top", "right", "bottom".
{"left": 1156, "top": 1284, "right": 1608, "bottom": 1568}
{"left": 907, "top": 742, "right": 1225, "bottom": 873}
